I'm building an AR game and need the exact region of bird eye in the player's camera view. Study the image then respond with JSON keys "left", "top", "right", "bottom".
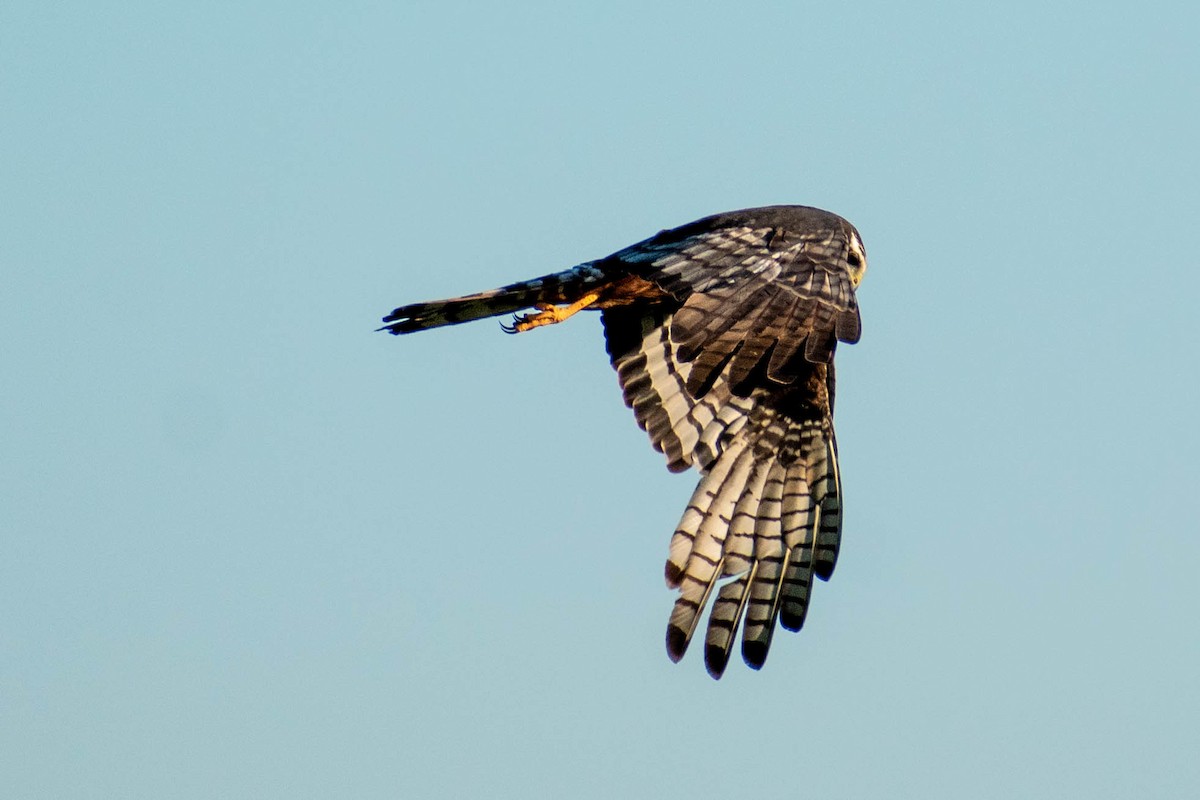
{"left": 847, "top": 252, "right": 862, "bottom": 268}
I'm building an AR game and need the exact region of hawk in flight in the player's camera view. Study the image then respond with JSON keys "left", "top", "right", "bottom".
{"left": 381, "top": 205, "right": 867, "bottom": 678}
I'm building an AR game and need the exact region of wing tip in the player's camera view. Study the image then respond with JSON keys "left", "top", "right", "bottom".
{"left": 666, "top": 626, "right": 689, "bottom": 663}
{"left": 704, "top": 644, "right": 731, "bottom": 679}
{"left": 741, "top": 640, "right": 769, "bottom": 670}
{"left": 664, "top": 560, "right": 684, "bottom": 589}
{"left": 779, "top": 609, "right": 807, "bottom": 632}
{"left": 836, "top": 308, "right": 862, "bottom": 344}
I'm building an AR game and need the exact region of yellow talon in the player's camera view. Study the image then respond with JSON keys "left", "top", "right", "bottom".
{"left": 504, "top": 291, "right": 602, "bottom": 334}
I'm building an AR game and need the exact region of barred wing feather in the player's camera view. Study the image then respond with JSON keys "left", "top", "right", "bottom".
{"left": 603, "top": 307, "right": 844, "bottom": 678}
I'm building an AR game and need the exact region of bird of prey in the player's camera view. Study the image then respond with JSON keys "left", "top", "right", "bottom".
{"left": 380, "top": 205, "right": 867, "bottom": 678}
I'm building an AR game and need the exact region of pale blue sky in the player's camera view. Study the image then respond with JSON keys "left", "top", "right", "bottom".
{"left": 3, "top": 2, "right": 1198, "bottom": 798}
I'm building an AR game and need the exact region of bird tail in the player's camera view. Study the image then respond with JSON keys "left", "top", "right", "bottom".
{"left": 378, "top": 263, "right": 607, "bottom": 334}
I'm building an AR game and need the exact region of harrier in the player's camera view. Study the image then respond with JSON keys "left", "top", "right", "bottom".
{"left": 380, "top": 205, "right": 867, "bottom": 678}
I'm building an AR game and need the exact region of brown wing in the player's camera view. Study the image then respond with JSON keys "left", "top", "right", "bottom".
{"left": 604, "top": 306, "right": 844, "bottom": 678}
{"left": 600, "top": 206, "right": 863, "bottom": 677}
{"left": 608, "top": 208, "right": 862, "bottom": 394}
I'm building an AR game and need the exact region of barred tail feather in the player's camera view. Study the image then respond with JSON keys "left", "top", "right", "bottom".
{"left": 379, "top": 264, "right": 605, "bottom": 334}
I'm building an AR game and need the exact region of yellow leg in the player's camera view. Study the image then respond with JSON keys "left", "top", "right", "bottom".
{"left": 502, "top": 291, "right": 602, "bottom": 334}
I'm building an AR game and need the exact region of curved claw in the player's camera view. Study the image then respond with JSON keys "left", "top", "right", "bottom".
{"left": 496, "top": 292, "right": 602, "bottom": 336}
